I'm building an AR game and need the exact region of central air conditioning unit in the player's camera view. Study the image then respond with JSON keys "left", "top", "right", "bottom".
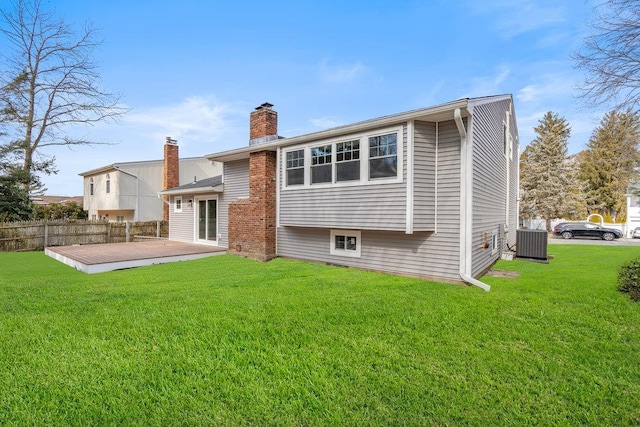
{"left": 516, "top": 229, "right": 548, "bottom": 261}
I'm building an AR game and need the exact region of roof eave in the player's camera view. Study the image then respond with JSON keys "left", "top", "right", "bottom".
{"left": 159, "top": 184, "right": 224, "bottom": 196}
{"left": 206, "top": 98, "right": 474, "bottom": 162}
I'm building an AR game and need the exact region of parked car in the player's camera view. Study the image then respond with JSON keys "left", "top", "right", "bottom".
{"left": 552, "top": 222, "right": 622, "bottom": 241}
{"left": 633, "top": 227, "right": 640, "bottom": 239}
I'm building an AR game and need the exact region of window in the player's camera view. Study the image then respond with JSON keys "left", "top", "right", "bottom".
{"left": 91, "top": 214, "right": 97, "bottom": 221}
{"left": 105, "top": 174, "right": 111, "bottom": 194}
{"left": 116, "top": 215, "right": 124, "bottom": 223}
{"left": 491, "top": 229, "right": 499, "bottom": 254}
{"left": 89, "top": 178, "right": 94, "bottom": 195}
{"left": 283, "top": 127, "right": 401, "bottom": 188}
{"left": 286, "top": 149, "right": 304, "bottom": 186}
{"left": 311, "top": 144, "right": 332, "bottom": 184}
{"left": 336, "top": 140, "right": 360, "bottom": 182}
{"left": 174, "top": 196, "right": 182, "bottom": 213}
{"left": 330, "top": 229, "right": 361, "bottom": 258}
{"left": 369, "top": 133, "right": 397, "bottom": 179}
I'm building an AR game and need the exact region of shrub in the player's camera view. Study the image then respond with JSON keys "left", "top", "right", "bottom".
{"left": 618, "top": 258, "right": 640, "bottom": 301}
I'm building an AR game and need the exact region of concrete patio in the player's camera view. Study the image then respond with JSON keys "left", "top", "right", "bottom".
{"left": 45, "top": 240, "right": 226, "bottom": 274}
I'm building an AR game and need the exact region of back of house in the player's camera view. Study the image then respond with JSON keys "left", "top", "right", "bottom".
{"left": 162, "top": 95, "right": 519, "bottom": 286}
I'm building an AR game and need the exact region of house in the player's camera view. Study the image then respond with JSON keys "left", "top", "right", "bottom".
{"left": 31, "top": 195, "right": 84, "bottom": 206}
{"left": 626, "top": 190, "right": 640, "bottom": 237}
{"left": 160, "top": 96, "right": 519, "bottom": 289}
{"left": 79, "top": 138, "right": 221, "bottom": 222}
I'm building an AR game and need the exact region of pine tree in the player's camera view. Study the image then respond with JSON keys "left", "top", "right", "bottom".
{"left": 579, "top": 109, "right": 640, "bottom": 221}
{"left": 520, "top": 112, "right": 584, "bottom": 230}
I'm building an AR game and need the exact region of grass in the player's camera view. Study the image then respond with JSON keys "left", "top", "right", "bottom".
{"left": 1, "top": 244, "right": 639, "bottom": 425}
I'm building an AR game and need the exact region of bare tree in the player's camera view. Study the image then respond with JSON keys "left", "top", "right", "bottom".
{"left": 574, "top": 0, "right": 640, "bottom": 110}
{"left": 0, "top": 0, "right": 127, "bottom": 186}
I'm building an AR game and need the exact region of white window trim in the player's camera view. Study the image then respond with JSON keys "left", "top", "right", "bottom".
{"left": 283, "top": 125, "right": 403, "bottom": 190}
{"left": 174, "top": 196, "right": 183, "bottom": 213}
{"left": 330, "top": 229, "right": 362, "bottom": 258}
{"left": 491, "top": 232, "right": 498, "bottom": 255}
{"left": 193, "top": 195, "right": 219, "bottom": 246}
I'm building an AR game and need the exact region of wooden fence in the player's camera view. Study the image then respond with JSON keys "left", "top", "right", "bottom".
{"left": 0, "top": 220, "right": 169, "bottom": 252}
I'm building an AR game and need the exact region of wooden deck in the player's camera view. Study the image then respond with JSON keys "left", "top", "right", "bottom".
{"left": 45, "top": 240, "right": 227, "bottom": 274}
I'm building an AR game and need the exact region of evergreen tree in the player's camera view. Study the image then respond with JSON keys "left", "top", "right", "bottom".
{"left": 520, "top": 112, "right": 583, "bottom": 230}
{"left": 0, "top": 166, "right": 33, "bottom": 222}
{"left": 579, "top": 109, "right": 640, "bottom": 221}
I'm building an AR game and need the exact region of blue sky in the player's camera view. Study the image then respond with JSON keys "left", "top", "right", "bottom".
{"left": 1, "top": 0, "right": 604, "bottom": 195}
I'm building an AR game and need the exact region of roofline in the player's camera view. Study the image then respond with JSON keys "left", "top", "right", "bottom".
{"left": 205, "top": 96, "right": 512, "bottom": 162}
{"left": 78, "top": 156, "right": 210, "bottom": 176}
{"left": 158, "top": 184, "right": 224, "bottom": 196}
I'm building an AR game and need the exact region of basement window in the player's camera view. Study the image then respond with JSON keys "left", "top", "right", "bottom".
{"left": 330, "top": 229, "right": 361, "bottom": 258}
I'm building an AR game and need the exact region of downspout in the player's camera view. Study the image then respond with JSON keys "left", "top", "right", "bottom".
{"left": 435, "top": 121, "right": 439, "bottom": 234}
{"left": 505, "top": 110, "right": 511, "bottom": 234}
{"left": 276, "top": 147, "right": 281, "bottom": 255}
{"left": 406, "top": 120, "right": 414, "bottom": 234}
{"left": 455, "top": 108, "right": 491, "bottom": 292}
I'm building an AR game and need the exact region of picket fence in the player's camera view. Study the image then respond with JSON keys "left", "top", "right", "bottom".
{"left": 0, "top": 220, "right": 169, "bottom": 252}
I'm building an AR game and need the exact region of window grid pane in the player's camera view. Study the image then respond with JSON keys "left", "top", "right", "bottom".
{"left": 286, "top": 149, "right": 305, "bottom": 185}
{"left": 369, "top": 133, "right": 398, "bottom": 179}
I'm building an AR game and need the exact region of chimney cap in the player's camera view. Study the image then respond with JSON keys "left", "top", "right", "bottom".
{"left": 166, "top": 136, "right": 177, "bottom": 145}
{"left": 255, "top": 102, "right": 274, "bottom": 111}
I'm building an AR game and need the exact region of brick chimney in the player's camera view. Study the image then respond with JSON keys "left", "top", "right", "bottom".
{"left": 163, "top": 137, "right": 179, "bottom": 221}
{"left": 249, "top": 102, "right": 278, "bottom": 146}
{"left": 229, "top": 103, "right": 278, "bottom": 261}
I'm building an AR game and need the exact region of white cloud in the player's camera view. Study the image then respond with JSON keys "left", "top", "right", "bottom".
{"left": 466, "top": 0, "right": 567, "bottom": 38}
{"left": 319, "top": 59, "right": 367, "bottom": 83}
{"left": 467, "top": 65, "right": 511, "bottom": 97}
{"left": 124, "top": 96, "right": 233, "bottom": 145}
{"left": 309, "top": 116, "right": 343, "bottom": 129}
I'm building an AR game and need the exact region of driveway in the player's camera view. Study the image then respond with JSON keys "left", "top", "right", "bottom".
{"left": 549, "top": 235, "right": 640, "bottom": 246}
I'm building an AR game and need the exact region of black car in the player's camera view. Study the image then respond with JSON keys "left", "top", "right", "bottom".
{"left": 552, "top": 222, "right": 623, "bottom": 241}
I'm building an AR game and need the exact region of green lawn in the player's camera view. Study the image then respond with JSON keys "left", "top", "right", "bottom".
{"left": 1, "top": 244, "right": 639, "bottom": 425}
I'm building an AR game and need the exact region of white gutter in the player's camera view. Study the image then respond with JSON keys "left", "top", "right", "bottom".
{"left": 505, "top": 108, "right": 511, "bottom": 233}
{"left": 435, "top": 121, "right": 439, "bottom": 234}
{"left": 455, "top": 108, "right": 491, "bottom": 292}
{"left": 406, "top": 120, "right": 414, "bottom": 234}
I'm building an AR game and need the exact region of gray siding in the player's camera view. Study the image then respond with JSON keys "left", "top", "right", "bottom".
{"left": 469, "top": 98, "right": 516, "bottom": 276}
{"left": 279, "top": 125, "right": 408, "bottom": 231}
{"left": 413, "top": 120, "right": 436, "bottom": 231}
{"left": 168, "top": 196, "right": 195, "bottom": 242}
{"left": 277, "top": 121, "right": 462, "bottom": 282}
{"left": 218, "top": 160, "right": 250, "bottom": 248}
{"left": 167, "top": 160, "right": 242, "bottom": 244}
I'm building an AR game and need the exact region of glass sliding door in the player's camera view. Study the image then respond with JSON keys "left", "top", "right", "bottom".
{"left": 197, "top": 199, "right": 217, "bottom": 242}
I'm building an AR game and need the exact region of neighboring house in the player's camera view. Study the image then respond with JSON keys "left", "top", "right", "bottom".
{"left": 31, "top": 195, "right": 84, "bottom": 206}
{"left": 626, "top": 189, "right": 640, "bottom": 237}
{"left": 79, "top": 138, "right": 221, "bottom": 222}
{"left": 160, "top": 96, "right": 519, "bottom": 289}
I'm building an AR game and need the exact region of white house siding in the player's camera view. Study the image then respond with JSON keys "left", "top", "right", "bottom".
{"left": 276, "top": 121, "right": 463, "bottom": 282}
{"left": 217, "top": 160, "right": 250, "bottom": 248}
{"left": 168, "top": 197, "right": 195, "bottom": 242}
{"left": 469, "top": 98, "right": 517, "bottom": 277}
{"left": 278, "top": 124, "right": 408, "bottom": 231}
{"left": 413, "top": 120, "right": 436, "bottom": 231}
{"left": 83, "top": 158, "right": 221, "bottom": 222}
